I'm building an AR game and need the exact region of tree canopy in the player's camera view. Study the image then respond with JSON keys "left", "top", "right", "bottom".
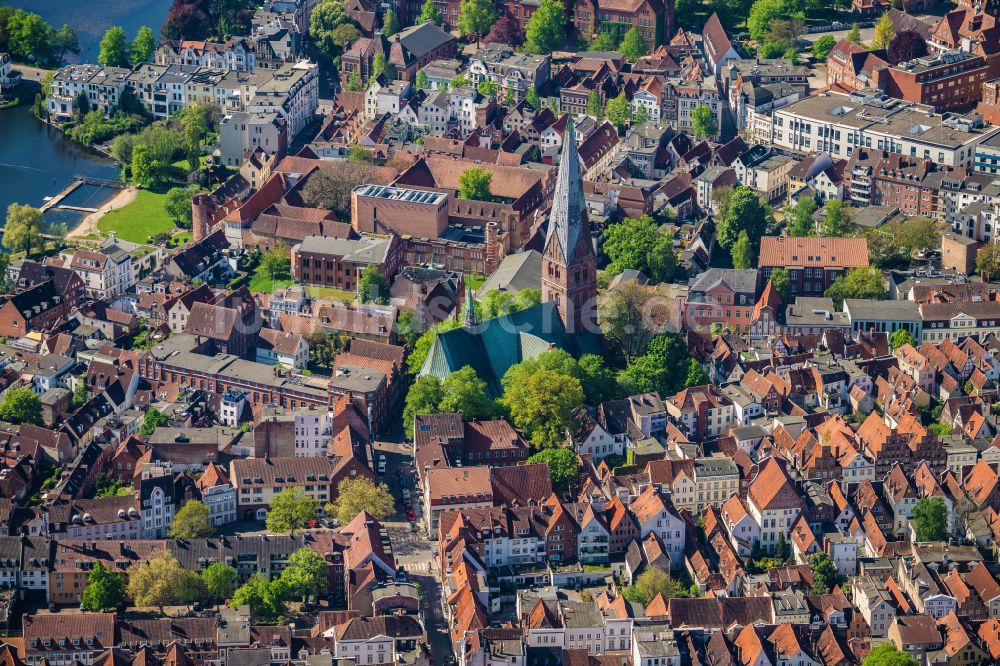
{"left": 130, "top": 26, "right": 156, "bottom": 67}
{"left": 872, "top": 12, "right": 895, "bottom": 50}
{"left": 3, "top": 203, "right": 44, "bottom": 256}
{"left": 358, "top": 265, "right": 389, "bottom": 304}
{"left": 601, "top": 214, "right": 675, "bottom": 282}
{"left": 861, "top": 644, "right": 919, "bottom": 666}
{"left": 127, "top": 550, "right": 203, "bottom": 609}
{"left": 418, "top": 0, "right": 445, "bottom": 26}
{"left": 81, "top": 562, "right": 126, "bottom": 611}
{"left": 98, "top": 26, "right": 130, "bottom": 68}
{"left": 502, "top": 366, "right": 584, "bottom": 449}
{"left": 787, "top": 197, "right": 817, "bottom": 237}
{"left": 527, "top": 448, "right": 581, "bottom": 492}
{"left": 890, "top": 329, "right": 916, "bottom": 351}
{"left": 0, "top": 388, "right": 42, "bottom": 426}
{"left": 809, "top": 552, "right": 839, "bottom": 594}
{"left": 328, "top": 477, "right": 395, "bottom": 525}
{"left": 824, "top": 267, "right": 887, "bottom": 306}
{"left": 457, "top": 0, "right": 496, "bottom": 44}
{"left": 280, "top": 547, "right": 327, "bottom": 602}
{"left": 202, "top": 562, "right": 238, "bottom": 603}
{"left": 458, "top": 167, "right": 493, "bottom": 201}
{"left": 715, "top": 186, "right": 771, "bottom": 252}
{"left": 231, "top": 573, "right": 289, "bottom": 623}
{"left": 619, "top": 27, "right": 647, "bottom": 61}
{"left": 170, "top": 500, "right": 214, "bottom": 539}
{"left": 265, "top": 487, "right": 319, "bottom": 535}
{"left": 621, "top": 568, "right": 691, "bottom": 606}
{"left": 912, "top": 497, "right": 948, "bottom": 542}
{"left": 524, "top": 0, "right": 566, "bottom": 54}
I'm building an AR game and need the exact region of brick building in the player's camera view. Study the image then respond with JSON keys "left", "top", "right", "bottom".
{"left": 340, "top": 22, "right": 457, "bottom": 84}
{"left": 0, "top": 280, "right": 70, "bottom": 338}
{"left": 874, "top": 51, "right": 989, "bottom": 111}
{"left": 290, "top": 235, "right": 404, "bottom": 292}
{"left": 758, "top": 236, "right": 870, "bottom": 297}
{"left": 572, "top": 0, "right": 672, "bottom": 51}
{"left": 683, "top": 269, "right": 760, "bottom": 334}
{"left": 827, "top": 40, "right": 889, "bottom": 92}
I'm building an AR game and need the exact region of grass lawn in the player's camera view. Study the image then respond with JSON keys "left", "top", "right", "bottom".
{"left": 306, "top": 286, "right": 355, "bottom": 304}
{"left": 466, "top": 273, "right": 486, "bottom": 292}
{"left": 248, "top": 266, "right": 294, "bottom": 293}
{"left": 98, "top": 186, "right": 179, "bottom": 244}
{"left": 170, "top": 230, "right": 193, "bottom": 246}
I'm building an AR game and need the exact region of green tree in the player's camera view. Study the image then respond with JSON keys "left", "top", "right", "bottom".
{"left": 527, "top": 448, "right": 581, "bottom": 492}
{"left": 328, "top": 477, "right": 394, "bottom": 524}
{"left": 373, "top": 52, "right": 394, "bottom": 79}
{"left": 587, "top": 90, "right": 602, "bottom": 119}
{"left": 621, "top": 568, "right": 690, "bottom": 606}
{"left": 602, "top": 214, "right": 675, "bottom": 282}
{"left": 202, "top": 562, "right": 237, "bottom": 603}
{"left": 589, "top": 30, "right": 618, "bottom": 51}
{"left": 265, "top": 487, "right": 319, "bottom": 535}
{"left": 258, "top": 245, "right": 290, "bottom": 283}
{"left": 809, "top": 552, "right": 839, "bottom": 594}
{"left": 311, "top": 0, "right": 357, "bottom": 55}
{"left": 331, "top": 23, "right": 361, "bottom": 50}
{"left": 477, "top": 79, "right": 499, "bottom": 96}
{"left": 861, "top": 644, "right": 919, "bottom": 666}
{"left": 0, "top": 388, "right": 42, "bottom": 426}
{"left": 634, "top": 104, "right": 649, "bottom": 125}
{"left": 140, "top": 408, "right": 169, "bottom": 435}
{"left": 731, "top": 230, "right": 753, "bottom": 269}
{"left": 872, "top": 12, "right": 894, "bottom": 49}
{"left": 787, "top": 197, "right": 817, "bottom": 236}
{"left": 72, "top": 378, "right": 88, "bottom": 409}
{"left": 684, "top": 358, "right": 709, "bottom": 388}
{"left": 164, "top": 187, "right": 195, "bottom": 226}
{"left": 231, "top": 573, "right": 289, "bottom": 623}
{"left": 770, "top": 267, "right": 791, "bottom": 300}
{"left": 525, "top": 0, "right": 566, "bottom": 54}
{"left": 606, "top": 92, "right": 630, "bottom": 130}
{"left": 130, "top": 26, "right": 156, "bottom": 66}
{"left": 439, "top": 366, "right": 497, "bottom": 419}
{"left": 2, "top": 203, "right": 44, "bottom": 255}
{"left": 130, "top": 143, "right": 153, "bottom": 187}
{"left": 811, "top": 34, "right": 836, "bottom": 59}
{"left": 415, "top": 69, "right": 429, "bottom": 88}
{"left": 127, "top": 550, "right": 204, "bottom": 609}
{"left": 716, "top": 185, "right": 771, "bottom": 251}
{"left": 170, "top": 500, "right": 214, "bottom": 539}
{"left": 404, "top": 375, "right": 444, "bottom": 438}
{"left": 526, "top": 86, "right": 540, "bottom": 109}
{"left": 457, "top": 0, "right": 496, "bottom": 46}
{"left": 748, "top": 0, "right": 788, "bottom": 42}
{"left": 358, "top": 265, "right": 388, "bottom": 304}
{"left": 6, "top": 10, "right": 53, "bottom": 63}
{"left": 98, "top": 26, "right": 130, "bottom": 68}
{"left": 418, "top": 0, "right": 445, "bottom": 26}
{"left": 619, "top": 27, "right": 646, "bottom": 61}
{"left": 775, "top": 532, "right": 790, "bottom": 559}
{"left": 890, "top": 329, "right": 916, "bottom": 351}
{"left": 577, "top": 354, "right": 620, "bottom": 405}
{"left": 691, "top": 105, "right": 716, "bottom": 139}
{"left": 912, "top": 497, "right": 948, "bottom": 542}
{"left": 280, "top": 547, "right": 328, "bottom": 602}
{"left": 51, "top": 24, "right": 80, "bottom": 65}
{"left": 458, "top": 167, "right": 493, "bottom": 201}
{"left": 382, "top": 10, "right": 399, "bottom": 36}
{"left": 81, "top": 562, "right": 126, "bottom": 611}
{"left": 819, "top": 199, "right": 851, "bottom": 236}
{"left": 847, "top": 23, "right": 864, "bottom": 46}
{"left": 977, "top": 243, "right": 1000, "bottom": 281}
{"left": 502, "top": 368, "right": 584, "bottom": 448}
{"left": 73, "top": 90, "right": 91, "bottom": 120}
{"left": 825, "top": 266, "right": 887, "bottom": 306}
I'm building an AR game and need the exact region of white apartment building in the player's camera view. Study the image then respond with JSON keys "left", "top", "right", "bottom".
{"left": 769, "top": 91, "right": 1000, "bottom": 167}
{"left": 47, "top": 64, "right": 131, "bottom": 121}
{"left": 67, "top": 240, "right": 136, "bottom": 299}
{"left": 292, "top": 408, "right": 333, "bottom": 457}
{"left": 154, "top": 38, "right": 257, "bottom": 72}
{"left": 746, "top": 458, "right": 805, "bottom": 553}
{"left": 247, "top": 60, "right": 318, "bottom": 139}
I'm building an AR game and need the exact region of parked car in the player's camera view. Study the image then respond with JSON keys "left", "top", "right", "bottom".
{"left": 306, "top": 519, "right": 319, "bottom": 528}
{"left": 409, "top": 521, "right": 418, "bottom": 532}
{"left": 402, "top": 488, "right": 411, "bottom": 501}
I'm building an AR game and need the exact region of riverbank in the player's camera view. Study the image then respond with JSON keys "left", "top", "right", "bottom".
{"left": 67, "top": 186, "right": 138, "bottom": 240}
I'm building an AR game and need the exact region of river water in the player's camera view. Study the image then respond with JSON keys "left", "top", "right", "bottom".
{"left": 0, "top": 0, "right": 173, "bottom": 225}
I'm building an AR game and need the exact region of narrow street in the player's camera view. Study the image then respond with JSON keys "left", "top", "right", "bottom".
{"left": 373, "top": 438, "right": 454, "bottom": 666}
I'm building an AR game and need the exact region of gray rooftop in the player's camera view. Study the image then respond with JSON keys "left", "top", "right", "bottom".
{"left": 844, "top": 298, "right": 921, "bottom": 321}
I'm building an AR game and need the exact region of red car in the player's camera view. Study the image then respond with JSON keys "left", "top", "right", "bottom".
{"left": 306, "top": 519, "right": 319, "bottom": 528}
{"left": 406, "top": 509, "right": 415, "bottom": 521}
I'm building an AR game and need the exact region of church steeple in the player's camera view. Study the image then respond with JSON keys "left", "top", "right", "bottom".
{"left": 463, "top": 275, "right": 477, "bottom": 328}
{"left": 541, "top": 120, "right": 597, "bottom": 334}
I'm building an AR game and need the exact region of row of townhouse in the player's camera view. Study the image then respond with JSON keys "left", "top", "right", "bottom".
{"left": 47, "top": 61, "right": 318, "bottom": 141}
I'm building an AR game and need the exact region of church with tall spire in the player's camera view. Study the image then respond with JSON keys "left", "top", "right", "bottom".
{"left": 541, "top": 121, "right": 598, "bottom": 335}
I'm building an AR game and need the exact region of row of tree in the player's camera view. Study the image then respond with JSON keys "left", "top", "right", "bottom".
{"left": 97, "top": 25, "right": 157, "bottom": 69}
{"left": 162, "top": 0, "right": 257, "bottom": 42}
{"left": 81, "top": 545, "right": 328, "bottom": 622}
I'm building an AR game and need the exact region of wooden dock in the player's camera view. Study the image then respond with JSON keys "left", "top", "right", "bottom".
{"left": 40, "top": 177, "right": 122, "bottom": 213}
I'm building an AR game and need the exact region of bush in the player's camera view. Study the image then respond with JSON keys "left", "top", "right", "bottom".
{"left": 69, "top": 111, "right": 145, "bottom": 147}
